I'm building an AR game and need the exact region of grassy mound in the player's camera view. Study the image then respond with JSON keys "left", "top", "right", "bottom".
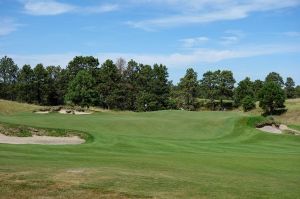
{"left": 274, "top": 98, "right": 300, "bottom": 124}
{"left": 0, "top": 100, "right": 42, "bottom": 114}
{"left": 0, "top": 122, "right": 92, "bottom": 141}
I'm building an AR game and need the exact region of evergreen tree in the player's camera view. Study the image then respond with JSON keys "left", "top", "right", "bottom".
{"left": 178, "top": 68, "right": 199, "bottom": 111}
{"left": 200, "top": 71, "right": 218, "bottom": 110}
{"left": 0, "top": 56, "right": 19, "bottom": 100}
{"left": 98, "top": 60, "right": 123, "bottom": 109}
{"left": 33, "top": 64, "right": 49, "bottom": 104}
{"left": 265, "top": 72, "right": 284, "bottom": 87}
{"left": 135, "top": 64, "right": 155, "bottom": 111}
{"left": 65, "top": 70, "right": 97, "bottom": 107}
{"left": 150, "top": 64, "right": 170, "bottom": 110}
{"left": 253, "top": 79, "right": 264, "bottom": 100}
{"left": 46, "top": 66, "right": 63, "bottom": 105}
{"left": 67, "top": 56, "right": 99, "bottom": 79}
{"left": 285, "top": 77, "right": 296, "bottom": 99}
{"left": 218, "top": 70, "right": 235, "bottom": 109}
{"left": 296, "top": 85, "right": 300, "bottom": 98}
{"left": 242, "top": 96, "right": 256, "bottom": 112}
{"left": 122, "top": 60, "right": 139, "bottom": 110}
{"left": 258, "top": 81, "right": 286, "bottom": 114}
{"left": 16, "top": 65, "right": 34, "bottom": 103}
{"left": 234, "top": 77, "right": 254, "bottom": 106}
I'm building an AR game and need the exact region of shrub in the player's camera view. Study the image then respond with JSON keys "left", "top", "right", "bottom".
{"left": 204, "top": 100, "right": 234, "bottom": 111}
{"left": 242, "top": 96, "right": 256, "bottom": 112}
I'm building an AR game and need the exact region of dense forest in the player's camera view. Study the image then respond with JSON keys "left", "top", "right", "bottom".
{"left": 0, "top": 55, "right": 299, "bottom": 113}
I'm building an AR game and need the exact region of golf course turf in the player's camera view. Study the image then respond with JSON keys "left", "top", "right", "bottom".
{"left": 0, "top": 110, "right": 299, "bottom": 198}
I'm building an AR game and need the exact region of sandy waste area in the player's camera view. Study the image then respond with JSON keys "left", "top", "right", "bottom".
{"left": 0, "top": 134, "right": 85, "bottom": 145}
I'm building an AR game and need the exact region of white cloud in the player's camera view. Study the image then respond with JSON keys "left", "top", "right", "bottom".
{"left": 2, "top": 53, "right": 77, "bottom": 67}
{"left": 220, "top": 36, "right": 239, "bottom": 45}
{"left": 0, "top": 18, "right": 22, "bottom": 36}
{"left": 127, "top": 0, "right": 300, "bottom": 30}
{"left": 103, "top": 44, "right": 299, "bottom": 67}
{"left": 83, "top": 4, "right": 119, "bottom": 14}
{"left": 180, "top": 37, "right": 209, "bottom": 48}
{"left": 23, "top": 0, "right": 75, "bottom": 15}
{"left": 219, "top": 30, "right": 244, "bottom": 45}
{"left": 23, "top": 0, "right": 119, "bottom": 16}
{"left": 4, "top": 43, "right": 299, "bottom": 68}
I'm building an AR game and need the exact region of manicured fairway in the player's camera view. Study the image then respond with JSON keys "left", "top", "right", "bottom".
{"left": 0, "top": 111, "right": 299, "bottom": 198}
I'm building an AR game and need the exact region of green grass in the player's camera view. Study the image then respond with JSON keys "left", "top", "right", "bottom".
{"left": 0, "top": 109, "right": 299, "bottom": 198}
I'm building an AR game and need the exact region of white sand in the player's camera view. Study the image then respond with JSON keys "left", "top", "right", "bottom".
{"left": 74, "top": 111, "right": 92, "bottom": 115}
{"left": 257, "top": 124, "right": 300, "bottom": 135}
{"left": 35, "top": 111, "right": 49, "bottom": 114}
{"left": 59, "top": 109, "right": 92, "bottom": 115}
{"left": 257, "top": 126, "right": 282, "bottom": 134}
{"left": 0, "top": 134, "right": 85, "bottom": 145}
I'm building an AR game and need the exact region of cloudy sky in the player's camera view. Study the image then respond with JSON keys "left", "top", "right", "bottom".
{"left": 0, "top": 0, "right": 300, "bottom": 84}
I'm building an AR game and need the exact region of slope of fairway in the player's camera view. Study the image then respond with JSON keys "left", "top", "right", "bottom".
{"left": 0, "top": 110, "right": 299, "bottom": 198}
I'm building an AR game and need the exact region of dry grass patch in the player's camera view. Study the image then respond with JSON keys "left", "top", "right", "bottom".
{"left": 0, "top": 100, "right": 42, "bottom": 114}
{"left": 0, "top": 169, "right": 138, "bottom": 199}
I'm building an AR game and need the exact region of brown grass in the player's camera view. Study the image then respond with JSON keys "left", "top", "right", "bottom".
{"left": 274, "top": 98, "right": 300, "bottom": 125}
{"left": 0, "top": 100, "right": 42, "bottom": 114}
{"left": 0, "top": 169, "right": 135, "bottom": 199}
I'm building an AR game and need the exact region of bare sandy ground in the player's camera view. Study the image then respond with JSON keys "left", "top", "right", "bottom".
{"left": 34, "top": 109, "right": 92, "bottom": 115}
{"left": 257, "top": 126, "right": 282, "bottom": 134}
{"left": 0, "top": 134, "right": 85, "bottom": 145}
{"left": 35, "top": 111, "right": 50, "bottom": 114}
{"left": 59, "top": 109, "right": 92, "bottom": 115}
{"left": 257, "top": 124, "right": 300, "bottom": 135}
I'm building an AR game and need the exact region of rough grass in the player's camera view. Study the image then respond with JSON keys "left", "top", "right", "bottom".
{"left": 0, "top": 100, "right": 42, "bottom": 114}
{"left": 0, "top": 122, "right": 92, "bottom": 141}
{"left": 0, "top": 109, "right": 299, "bottom": 198}
{"left": 244, "top": 98, "right": 300, "bottom": 125}
{"left": 274, "top": 98, "right": 300, "bottom": 125}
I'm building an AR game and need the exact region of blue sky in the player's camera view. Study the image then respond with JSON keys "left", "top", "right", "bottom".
{"left": 0, "top": 0, "right": 300, "bottom": 84}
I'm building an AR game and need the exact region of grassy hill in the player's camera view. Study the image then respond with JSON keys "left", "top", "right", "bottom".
{"left": 246, "top": 98, "right": 300, "bottom": 125}
{"left": 0, "top": 102, "right": 299, "bottom": 198}
{"left": 274, "top": 98, "right": 300, "bottom": 124}
{"left": 0, "top": 99, "right": 42, "bottom": 114}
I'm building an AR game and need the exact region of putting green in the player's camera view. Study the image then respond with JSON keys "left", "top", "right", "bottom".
{"left": 0, "top": 111, "right": 299, "bottom": 198}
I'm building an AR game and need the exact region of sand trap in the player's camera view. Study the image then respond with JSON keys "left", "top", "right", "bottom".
{"left": 35, "top": 111, "right": 50, "bottom": 114}
{"left": 59, "top": 109, "right": 92, "bottom": 115}
{"left": 257, "top": 126, "right": 282, "bottom": 134}
{"left": 257, "top": 124, "right": 300, "bottom": 135}
{"left": 0, "top": 134, "right": 85, "bottom": 145}
{"left": 74, "top": 111, "right": 92, "bottom": 115}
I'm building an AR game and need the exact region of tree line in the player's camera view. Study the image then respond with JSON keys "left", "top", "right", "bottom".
{"left": 0, "top": 55, "right": 299, "bottom": 114}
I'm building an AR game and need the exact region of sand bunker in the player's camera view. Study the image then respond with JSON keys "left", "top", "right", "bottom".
{"left": 59, "top": 109, "right": 92, "bottom": 115}
{"left": 0, "top": 134, "right": 85, "bottom": 145}
{"left": 257, "top": 126, "right": 282, "bottom": 134}
{"left": 257, "top": 124, "right": 300, "bottom": 135}
{"left": 34, "top": 108, "right": 93, "bottom": 115}
{"left": 35, "top": 111, "right": 50, "bottom": 114}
